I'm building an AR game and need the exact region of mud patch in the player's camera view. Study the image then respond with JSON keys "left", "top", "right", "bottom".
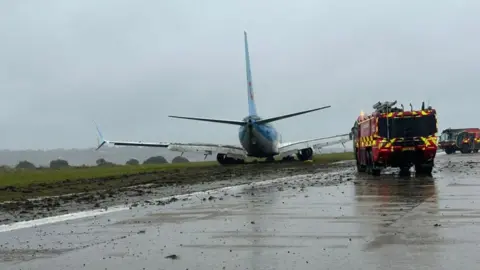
{"left": 209, "top": 233, "right": 366, "bottom": 240}
{"left": 180, "top": 244, "right": 307, "bottom": 249}
{"left": 0, "top": 248, "right": 75, "bottom": 262}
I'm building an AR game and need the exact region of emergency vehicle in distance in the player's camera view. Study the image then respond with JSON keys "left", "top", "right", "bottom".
{"left": 456, "top": 129, "right": 480, "bottom": 153}
{"left": 439, "top": 128, "right": 480, "bottom": 154}
{"left": 350, "top": 101, "right": 438, "bottom": 176}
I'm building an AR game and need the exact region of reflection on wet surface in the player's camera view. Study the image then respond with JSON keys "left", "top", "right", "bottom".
{"left": 1, "top": 154, "right": 480, "bottom": 269}
{"left": 354, "top": 176, "right": 441, "bottom": 254}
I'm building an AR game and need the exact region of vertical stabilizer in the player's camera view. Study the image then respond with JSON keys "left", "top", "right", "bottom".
{"left": 244, "top": 30, "right": 258, "bottom": 116}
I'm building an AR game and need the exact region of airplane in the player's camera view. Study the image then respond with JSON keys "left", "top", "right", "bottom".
{"left": 95, "top": 31, "right": 351, "bottom": 165}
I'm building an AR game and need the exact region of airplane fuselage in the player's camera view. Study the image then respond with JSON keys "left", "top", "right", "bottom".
{"left": 238, "top": 116, "right": 280, "bottom": 158}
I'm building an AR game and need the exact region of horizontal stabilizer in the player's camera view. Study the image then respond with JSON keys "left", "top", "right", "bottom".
{"left": 109, "top": 141, "right": 169, "bottom": 148}
{"left": 168, "top": 115, "right": 246, "bottom": 126}
{"left": 256, "top": 106, "right": 331, "bottom": 124}
{"left": 94, "top": 122, "right": 169, "bottom": 150}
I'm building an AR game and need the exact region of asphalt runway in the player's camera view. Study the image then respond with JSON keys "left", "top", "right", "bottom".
{"left": 1, "top": 152, "right": 479, "bottom": 270}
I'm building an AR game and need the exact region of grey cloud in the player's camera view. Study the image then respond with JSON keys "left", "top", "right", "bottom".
{"left": 1, "top": 0, "right": 479, "bottom": 150}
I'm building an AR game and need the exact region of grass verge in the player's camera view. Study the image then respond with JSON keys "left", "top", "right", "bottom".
{"left": 312, "top": 151, "right": 354, "bottom": 163}
{"left": 0, "top": 152, "right": 353, "bottom": 202}
{"left": 0, "top": 160, "right": 218, "bottom": 189}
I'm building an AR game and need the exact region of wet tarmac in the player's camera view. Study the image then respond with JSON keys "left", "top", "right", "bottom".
{"left": 1, "top": 152, "right": 479, "bottom": 269}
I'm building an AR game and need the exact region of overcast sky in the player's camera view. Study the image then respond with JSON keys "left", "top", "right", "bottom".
{"left": 1, "top": 0, "right": 479, "bottom": 150}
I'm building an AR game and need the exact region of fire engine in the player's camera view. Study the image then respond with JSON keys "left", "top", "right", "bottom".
{"left": 439, "top": 128, "right": 480, "bottom": 154}
{"left": 350, "top": 101, "right": 438, "bottom": 176}
{"left": 456, "top": 129, "right": 480, "bottom": 153}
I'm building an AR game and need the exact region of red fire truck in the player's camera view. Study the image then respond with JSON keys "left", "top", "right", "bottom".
{"left": 350, "top": 101, "right": 438, "bottom": 176}
{"left": 456, "top": 129, "right": 480, "bottom": 153}
{"left": 439, "top": 128, "right": 480, "bottom": 154}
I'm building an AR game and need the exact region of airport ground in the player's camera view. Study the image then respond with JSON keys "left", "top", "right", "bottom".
{"left": 0, "top": 151, "right": 479, "bottom": 269}
{"left": 0, "top": 152, "right": 353, "bottom": 225}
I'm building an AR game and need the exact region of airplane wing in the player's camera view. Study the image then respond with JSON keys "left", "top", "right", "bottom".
{"left": 94, "top": 124, "right": 247, "bottom": 160}
{"left": 166, "top": 143, "right": 247, "bottom": 159}
{"left": 277, "top": 133, "right": 351, "bottom": 159}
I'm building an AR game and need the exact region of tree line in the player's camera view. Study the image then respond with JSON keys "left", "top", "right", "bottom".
{"left": 1, "top": 155, "right": 189, "bottom": 170}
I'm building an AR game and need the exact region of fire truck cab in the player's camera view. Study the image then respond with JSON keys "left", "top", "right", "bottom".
{"left": 351, "top": 101, "right": 438, "bottom": 176}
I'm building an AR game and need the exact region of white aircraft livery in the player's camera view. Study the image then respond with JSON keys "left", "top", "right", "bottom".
{"left": 95, "top": 31, "right": 351, "bottom": 165}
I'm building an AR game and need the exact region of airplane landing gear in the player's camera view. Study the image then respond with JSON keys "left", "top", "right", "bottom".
{"left": 216, "top": 154, "right": 244, "bottom": 165}
{"left": 265, "top": 156, "right": 275, "bottom": 162}
{"left": 281, "top": 155, "right": 295, "bottom": 162}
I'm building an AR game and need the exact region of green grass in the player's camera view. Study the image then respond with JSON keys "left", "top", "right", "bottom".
{"left": 0, "top": 161, "right": 218, "bottom": 188}
{"left": 0, "top": 152, "right": 354, "bottom": 189}
{"left": 312, "top": 151, "right": 354, "bottom": 163}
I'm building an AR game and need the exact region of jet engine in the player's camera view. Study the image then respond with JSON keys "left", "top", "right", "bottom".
{"left": 296, "top": 147, "right": 313, "bottom": 161}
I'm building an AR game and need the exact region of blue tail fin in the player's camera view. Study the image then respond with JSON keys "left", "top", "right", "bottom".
{"left": 244, "top": 30, "right": 258, "bottom": 117}
{"left": 167, "top": 31, "right": 331, "bottom": 127}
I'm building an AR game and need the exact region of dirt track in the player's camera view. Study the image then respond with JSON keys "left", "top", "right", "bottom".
{"left": 0, "top": 160, "right": 353, "bottom": 225}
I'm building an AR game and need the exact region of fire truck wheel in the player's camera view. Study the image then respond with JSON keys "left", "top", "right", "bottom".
{"left": 366, "top": 150, "right": 381, "bottom": 176}
{"left": 415, "top": 162, "right": 433, "bottom": 176}
{"left": 461, "top": 145, "right": 472, "bottom": 154}
{"left": 371, "top": 168, "right": 381, "bottom": 176}
{"left": 357, "top": 163, "right": 366, "bottom": 172}
{"left": 399, "top": 167, "right": 411, "bottom": 177}
{"left": 355, "top": 150, "right": 366, "bottom": 172}
{"left": 365, "top": 151, "right": 372, "bottom": 174}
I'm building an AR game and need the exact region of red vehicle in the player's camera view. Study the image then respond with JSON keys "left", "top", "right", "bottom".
{"left": 439, "top": 128, "right": 480, "bottom": 154}
{"left": 350, "top": 101, "right": 438, "bottom": 176}
{"left": 456, "top": 129, "right": 480, "bottom": 153}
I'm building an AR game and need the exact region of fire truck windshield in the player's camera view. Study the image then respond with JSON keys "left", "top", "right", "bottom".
{"left": 378, "top": 114, "right": 437, "bottom": 138}
{"left": 439, "top": 132, "right": 451, "bottom": 142}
